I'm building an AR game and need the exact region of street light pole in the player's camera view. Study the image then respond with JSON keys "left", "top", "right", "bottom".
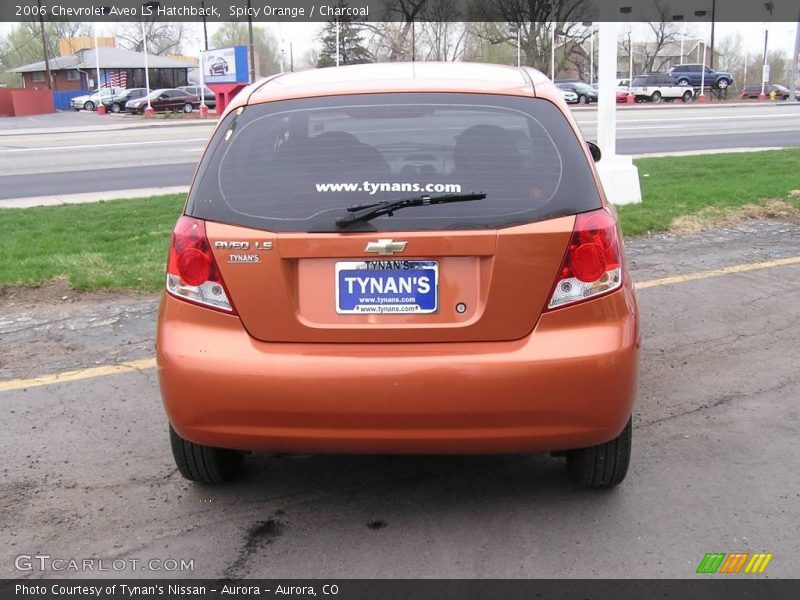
{"left": 141, "top": 20, "right": 152, "bottom": 115}
{"left": 550, "top": 24, "right": 555, "bottom": 80}
{"left": 620, "top": 7, "right": 634, "bottom": 103}
{"left": 335, "top": 18, "right": 340, "bottom": 66}
{"left": 508, "top": 23, "right": 521, "bottom": 68}
{"left": 699, "top": 43, "right": 707, "bottom": 100}
{"left": 628, "top": 30, "right": 633, "bottom": 83}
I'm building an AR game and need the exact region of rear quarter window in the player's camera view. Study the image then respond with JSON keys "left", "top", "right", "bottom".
{"left": 186, "top": 93, "right": 601, "bottom": 232}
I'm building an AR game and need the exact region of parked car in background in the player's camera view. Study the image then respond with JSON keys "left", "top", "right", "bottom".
{"left": 668, "top": 64, "right": 733, "bottom": 89}
{"left": 558, "top": 88, "right": 579, "bottom": 104}
{"left": 555, "top": 81, "right": 598, "bottom": 104}
{"left": 126, "top": 89, "right": 201, "bottom": 114}
{"left": 630, "top": 74, "right": 694, "bottom": 103}
{"left": 616, "top": 87, "right": 630, "bottom": 103}
{"left": 70, "top": 87, "right": 125, "bottom": 111}
{"left": 102, "top": 88, "right": 149, "bottom": 113}
{"left": 741, "top": 83, "right": 790, "bottom": 100}
{"left": 159, "top": 62, "right": 639, "bottom": 490}
{"left": 178, "top": 86, "right": 216, "bottom": 109}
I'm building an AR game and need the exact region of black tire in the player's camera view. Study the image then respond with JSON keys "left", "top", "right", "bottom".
{"left": 84, "top": 101, "right": 95, "bottom": 111}
{"left": 716, "top": 78, "right": 730, "bottom": 89}
{"left": 110, "top": 103, "right": 122, "bottom": 113}
{"left": 677, "top": 78, "right": 690, "bottom": 86}
{"left": 169, "top": 425, "right": 244, "bottom": 484}
{"left": 183, "top": 102, "right": 194, "bottom": 113}
{"left": 566, "top": 418, "right": 632, "bottom": 489}
{"left": 682, "top": 90, "right": 694, "bottom": 103}
{"left": 650, "top": 91, "right": 662, "bottom": 103}
{"left": 577, "top": 94, "right": 588, "bottom": 105}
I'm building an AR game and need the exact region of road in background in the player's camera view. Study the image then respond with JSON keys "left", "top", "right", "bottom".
{"left": 0, "top": 104, "right": 798, "bottom": 201}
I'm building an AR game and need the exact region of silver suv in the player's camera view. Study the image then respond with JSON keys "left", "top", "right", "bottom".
{"left": 630, "top": 74, "right": 694, "bottom": 103}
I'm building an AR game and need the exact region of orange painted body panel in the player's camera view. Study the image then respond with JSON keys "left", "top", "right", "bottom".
{"left": 158, "top": 281, "right": 638, "bottom": 454}
{"left": 159, "top": 62, "right": 639, "bottom": 455}
{"left": 208, "top": 217, "right": 574, "bottom": 343}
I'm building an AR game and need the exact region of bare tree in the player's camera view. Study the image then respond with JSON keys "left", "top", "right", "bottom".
{"left": 361, "top": 0, "right": 430, "bottom": 61}
{"left": 467, "top": 0, "right": 592, "bottom": 74}
{"left": 418, "top": 0, "right": 468, "bottom": 61}
{"left": 640, "top": 0, "right": 681, "bottom": 73}
{"left": 113, "top": 22, "right": 189, "bottom": 56}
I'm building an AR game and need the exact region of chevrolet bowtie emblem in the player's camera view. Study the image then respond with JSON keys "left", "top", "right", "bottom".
{"left": 364, "top": 239, "right": 408, "bottom": 255}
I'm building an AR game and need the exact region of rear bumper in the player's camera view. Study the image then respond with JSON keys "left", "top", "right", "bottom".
{"left": 157, "top": 285, "right": 639, "bottom": 454}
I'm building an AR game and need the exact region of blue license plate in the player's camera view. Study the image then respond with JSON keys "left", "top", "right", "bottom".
{"left": 335, "top": 260, "right": 439, "bottom": 314}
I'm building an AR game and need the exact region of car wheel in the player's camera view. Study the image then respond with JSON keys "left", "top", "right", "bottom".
{"left": 169, "top": 425, "right": 244, "bottom": 483}
{"left": 566, "top": 418, "right": 632, "bottom": 489}
{"left": 678, "top": 78, "right": 690, "bottom": 86}
{"left": 183, "top": 103, "right": 194, "bottom": 113}
{"left": 84, "top": 101, "right": 95, "bottom": 111}
{"left": 578, "top": 94, "right": 588, "bottom": 105}
{"left": 682, "top": 90, "right": 694, "bottom": 103}
{"left": 651, "top": 91, "right": 662, "bottom": 103}
{"left": 716, "top": 78, "right": 730, "bottom": 89}
{"left": 110, "top": 103, "right": 122, "bottom": 113}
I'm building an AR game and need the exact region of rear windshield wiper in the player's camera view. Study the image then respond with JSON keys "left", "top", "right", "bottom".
{"left": 335, "top": 192, "right": 487, "bottom": 228}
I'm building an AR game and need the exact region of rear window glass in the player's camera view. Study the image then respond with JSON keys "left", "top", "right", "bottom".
{"left": 186, "top": 93, "right": 601, "bottom": 232}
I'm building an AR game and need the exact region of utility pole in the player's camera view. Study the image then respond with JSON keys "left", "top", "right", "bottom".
{"left": 790, "top": 8, "right": 800, "bottom": 102}
{"left": 761, "top": 2, "right": 774, "bottom": 100}
{"left": 247, "top": 0, "right": 255, "bottom": 82}
{"left": 589, "top": 24, "right": 594, "bottom": 85}
{"left": 709, "top": 0, "right": 717, "bottom": 70}
{"left": 36, "top": 0, "right": 53, "bottom": 90}
{"left": 200, "top": 0, "right": 208, "bottom": 50}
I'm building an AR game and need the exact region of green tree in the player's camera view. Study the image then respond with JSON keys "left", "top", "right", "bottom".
{"left": 0, "top": 21, "right": 90, "bottom": 86}
{"left": 317, "top": 4, "right": 372, "bottom": 68}
{"left": 210, "top": 23, "right": 280, "bottom": 78}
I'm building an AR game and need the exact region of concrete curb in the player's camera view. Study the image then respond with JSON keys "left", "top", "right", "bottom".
{"left": 0, "top": 187, "right": 190, "bottom": 209}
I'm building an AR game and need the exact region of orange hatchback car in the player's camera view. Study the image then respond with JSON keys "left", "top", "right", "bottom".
{"left": 158, "top": 63, "right": 639, "bottom": 489}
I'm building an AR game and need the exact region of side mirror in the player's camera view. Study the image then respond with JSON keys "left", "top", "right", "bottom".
{"left": 587, "top": 141, "right": 601, "bottom": 163}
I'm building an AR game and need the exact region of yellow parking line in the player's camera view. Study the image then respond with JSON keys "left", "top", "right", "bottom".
{"left": 0, "top": 255, "right": 798, "bottom": 392}
{"left": 635, "top": 256, "right": 800, "bottom": 290}
{"left": 0, "top": 358, "right": 156, "bottom": 393}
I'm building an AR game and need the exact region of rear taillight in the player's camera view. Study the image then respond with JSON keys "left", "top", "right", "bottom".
{"left": 546, "top": 208, "right": 623, "bottom": 310}
{"left": 166, "top": 216, "right": 236, "bottom": 313}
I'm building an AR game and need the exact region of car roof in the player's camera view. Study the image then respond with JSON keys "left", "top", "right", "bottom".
{"left": 242, "top": 62, "right": 558, "bottom": 111}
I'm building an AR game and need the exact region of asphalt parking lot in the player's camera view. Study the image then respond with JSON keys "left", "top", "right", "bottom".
{"left": 1, "top": 219, "right": 799, "bottom": 579}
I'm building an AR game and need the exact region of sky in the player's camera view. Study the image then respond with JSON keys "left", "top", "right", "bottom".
{"left": 1, "top": 21, "right": 798, "bottom": 68}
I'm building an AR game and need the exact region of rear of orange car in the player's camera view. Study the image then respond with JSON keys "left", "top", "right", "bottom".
{"left": 157, "top": 64, "right": 639, "bottom": 489}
